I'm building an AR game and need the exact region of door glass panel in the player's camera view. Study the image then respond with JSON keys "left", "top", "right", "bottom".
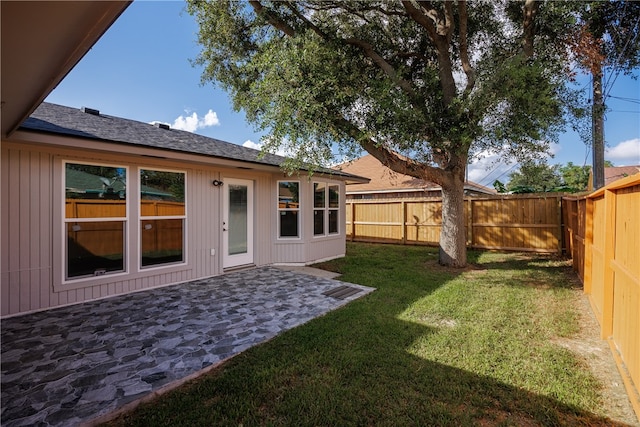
{"left": 229, "top": 184, "right": 248, "bottom": 255}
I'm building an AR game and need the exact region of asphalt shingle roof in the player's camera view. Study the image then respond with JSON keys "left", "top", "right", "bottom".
{"left": 21, "top": 102, "right": 365, "bottom": 181}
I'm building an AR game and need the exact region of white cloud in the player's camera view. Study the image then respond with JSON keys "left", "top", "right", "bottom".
{"left": 242, "top": 139, "right": 262, "bottom": 150}
{"left": 242, "top": 139, "right": 294, "bottom": 157}
{"left": 170, "top": 109, "right": 220, "bottom": 132}
{"left": 606, "top": 138, "right": 640, "bottom": 165}
{"left": 202, "top": 110, "right": 220, "bottom": 127}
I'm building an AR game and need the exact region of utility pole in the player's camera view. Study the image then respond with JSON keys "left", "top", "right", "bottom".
{"left": 592, "top": 67, "right": 605, "bottom": 190}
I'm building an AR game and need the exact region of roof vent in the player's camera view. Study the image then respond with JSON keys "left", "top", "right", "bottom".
{"left": 81, "top": 107, "right": 100, "bottom": 116}
{"left": 154, "top": 122, "right": 171, "bottom": 130}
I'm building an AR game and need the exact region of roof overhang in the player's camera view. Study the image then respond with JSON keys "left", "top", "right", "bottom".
{"left": 1, "top": 1, "right": 131, "bottom": 138}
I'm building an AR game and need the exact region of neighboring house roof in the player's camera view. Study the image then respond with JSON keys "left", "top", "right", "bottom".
{"left": 587, "top": 165, "right": 640, "bottom": 191}
{"left": 65, "top": 167, "right": 173, "bottom": 199}
{"left": 20, "top": 102, "right": 367, "bottom": 183}
{"left": 334, "top": 154, "right": 495, "bottom": 195}
{"left": 605, "top": 165, "right": 640, "bottom": 186}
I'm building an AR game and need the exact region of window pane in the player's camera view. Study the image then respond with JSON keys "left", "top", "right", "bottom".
{"left": 279, "top": 211, "right": 299, "bottom": 237}
{"left": 314, "top": 210, "right": 324, "bottom": 235}
{"left": 140, "top": 170, "right": 185, "bottom": 216}
{"left": 314, "top": 183, "right": 326, "bottom": 208}
{"left": 329, "top": 185, "right": 339, "bottom": 208}
{"left": 65, "top": 163, "right": 126, "bottom": 218}
{"left": 141, "top": 219, "right": 184, "bottom": 267}
{"left": 329, "top": 210, "right": 339, "bottom": 234}
{"left": 278, "top": 181, "right": 299, "bottom": 208}
{"left": 67, "top": 221, "right": 124, "bottom": 278}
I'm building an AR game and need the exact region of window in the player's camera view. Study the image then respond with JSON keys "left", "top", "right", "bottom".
{"left": 278, "top": 181, "right": 300, "bottom": 238}
{"left": 140, "top": 169, "right": 186, "bottom": 267}
{"left": 313, "top": 182, "right": 340, "bottom": 236}
{"left": 65, "top": 162, "right": 127, "bottom": 279}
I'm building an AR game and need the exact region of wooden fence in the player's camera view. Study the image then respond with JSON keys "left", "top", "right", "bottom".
{"left": 346, "top": 194, "right": 564, "bottom": 253}
{"left": 562, "top": 196, "right": 587, "bottom": 281}
{"left": 580, "top": 175, "right": 640, "bottom": 419}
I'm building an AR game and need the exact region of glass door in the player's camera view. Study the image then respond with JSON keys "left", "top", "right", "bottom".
{"left": 222, "top": 178, "right": 253, "bottom": 268}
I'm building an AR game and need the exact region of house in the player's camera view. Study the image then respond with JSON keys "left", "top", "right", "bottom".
{"left": 1, "top": 103, "right": 366, "bottom": 317}
{"left": 335, "top": 154, "right": 495, "bottom": 200}
{"left": 1, "top": 2, "right": 367, "bottom": 317}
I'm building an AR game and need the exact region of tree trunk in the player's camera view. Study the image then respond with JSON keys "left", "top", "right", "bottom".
{"left": 592, "top": 66, "right": 605, "bottom": 190}
{"left": 438, "top": 170, "right": 467, "bottom": 268}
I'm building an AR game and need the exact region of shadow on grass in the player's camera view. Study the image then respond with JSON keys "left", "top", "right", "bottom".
{"left": 108, "top": 243, "right": 627, "bottom": 426}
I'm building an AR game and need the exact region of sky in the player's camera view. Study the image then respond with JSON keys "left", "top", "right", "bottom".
{"left": 46, "top": 1, "right": 640, "bottom": 187}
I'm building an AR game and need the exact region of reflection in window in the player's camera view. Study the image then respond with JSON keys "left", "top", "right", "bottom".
{"left": 67, "top": 222, "right": 124, "bottom": 278}
{"left": 140, "top": 169, "right": 186, "bottom": 268}
{"left": 141, "top": 219, "right": 184, "bottom": 267}
{"left": 65, "top": 162, "right": 127, "bottom": 279}
{"left": 278, "top": 181, "right": 300, "bottom": 238}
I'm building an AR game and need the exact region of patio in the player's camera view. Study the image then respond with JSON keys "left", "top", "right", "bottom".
{"left": 0, "top": 266, "right": 374, "bottom": 427}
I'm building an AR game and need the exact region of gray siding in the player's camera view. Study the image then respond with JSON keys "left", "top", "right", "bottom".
{"left": 1, "top": 137, "right": 346, "bottom": 317}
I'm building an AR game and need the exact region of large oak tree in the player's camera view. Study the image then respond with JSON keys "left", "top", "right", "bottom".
{"left": 187, "top": 0, "right": 574, "bottom": 267}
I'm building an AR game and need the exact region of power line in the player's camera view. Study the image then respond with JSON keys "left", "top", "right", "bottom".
{"left": 491, "top": 162, "right": 520, "bottom": 184}
{"left": 603, "top": 14, "right": 640, "bottom": 99}
{"left": 608, "top": 95, "right": 640, "bottom": 105}
{"left": 476, "top": 161, "right": 512, "bottom": 186}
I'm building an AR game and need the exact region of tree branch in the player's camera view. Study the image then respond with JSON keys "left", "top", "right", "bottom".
{"left": 402, "top": 0, "right": 457, "bottom": 106}
{"left": 248, "top": 0, "right": 296, "bottom": 37}
{"left": 344, "top": 38, "right": 418, "bottom": 100}
{"left": 402, "top": 0, "right": 438, "bottom": 40}
{"left": 283, "top": 1, "right": 329, "bottom": 40}
{"left": 443, "top": 0, "right": 455, "bottom": 43}
{"left": 335, "top": 116, "right": 445, "bottom": 184}
{"left": 458, "top": 0, "right": 475, "bottom": 97}
{"left": 522, "top": 0, "right": 538, "bottom": 58}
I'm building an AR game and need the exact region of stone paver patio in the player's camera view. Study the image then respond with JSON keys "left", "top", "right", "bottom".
{"left": 1, "top": 266, "right": 374, "bottom": 427}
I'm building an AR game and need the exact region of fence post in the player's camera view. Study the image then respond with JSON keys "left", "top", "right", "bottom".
{"left": 583, "top": 198, "right": 594, "bottom": 296}
{"left": 401, "top": 201, "right": 407, "bottom": 245}
{"left": 350, "top": 202, "right": 356, "bottom": 242}
{"left": 557, "top": 196, "right": 563, "bottom": 255}
{"left": 467, "top": 198, "right": 473, "bottom": 246}
{"left": 602, "top": 189, "right": 616, "bottom": 339}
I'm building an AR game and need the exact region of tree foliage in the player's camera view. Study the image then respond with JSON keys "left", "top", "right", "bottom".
{"left": 559, "top": 162, "right": 591, "bottom": 192}
{"left": 186, "top": 0, "right": 579, "bottom": 266}
{"left": 507, "top": 161, "right": 562, "bottom": 193}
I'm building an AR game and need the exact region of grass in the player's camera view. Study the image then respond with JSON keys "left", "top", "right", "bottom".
{"left": 107, "top": 243, "right": 619, "bottom": 426}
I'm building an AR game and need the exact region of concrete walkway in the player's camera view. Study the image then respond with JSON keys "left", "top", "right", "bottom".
{"left": 1, "top": 267, "right": 374, "bottom": 427}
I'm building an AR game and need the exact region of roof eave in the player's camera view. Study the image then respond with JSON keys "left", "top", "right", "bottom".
{"left": 1, "top": 1, "right": 132, "bottom": 138}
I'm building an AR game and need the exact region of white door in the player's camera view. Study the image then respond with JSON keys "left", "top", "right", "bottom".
{"left": 222, "top": 178, "right": 254, "bottom": 269}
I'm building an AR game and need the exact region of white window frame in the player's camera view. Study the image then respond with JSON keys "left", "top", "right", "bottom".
{"left": 138, "top": 167, "right": 187, "bottom": 270}
{"left": 277, "top": 180, "right": 301, "bottom": 239}
{"left": 313, "top": 182, "right": 340, "bottom": 237}
{"left": 62, "top": 160, "right": 129, "bottom": 283}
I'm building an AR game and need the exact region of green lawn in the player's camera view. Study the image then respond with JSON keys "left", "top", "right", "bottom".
{"left": 107, "top": 243, "right": 620, "bottom": 426}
